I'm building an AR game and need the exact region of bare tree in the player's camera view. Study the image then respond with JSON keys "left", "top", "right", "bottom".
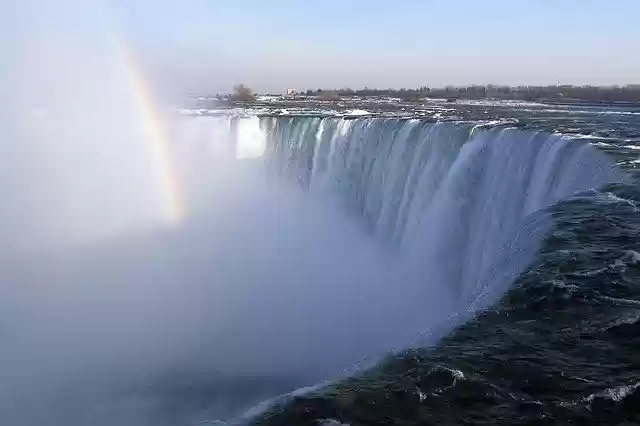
{"left": 231, "top": 84, "right": 256, "bottom": 102}
{"left": 318, "top": 91, "right": 340, "bottom": 102}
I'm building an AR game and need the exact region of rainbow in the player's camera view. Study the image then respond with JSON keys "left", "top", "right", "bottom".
{"left": 114, "top": 40, "right": 185, "bottom": 226}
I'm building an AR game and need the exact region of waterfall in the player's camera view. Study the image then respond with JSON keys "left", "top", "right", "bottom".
{"left": 261, "top": 116, "right": 621, "bottom": 304}
{"left": 0, "top": 113, "right": 623, "bottom": 425}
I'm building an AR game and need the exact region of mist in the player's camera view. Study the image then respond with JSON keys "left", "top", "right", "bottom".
{"left": 0, "top": 7, "right": 457, "bottom": 422}
{"left": 0, "top": 111, "right": 454, "bottom": 424}
{"left": 0, "top": 162, "right": 446, "bottom": 424}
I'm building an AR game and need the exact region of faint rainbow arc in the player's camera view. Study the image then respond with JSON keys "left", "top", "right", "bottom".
{"left": 114, "top": 41, "right": 185, "bottom": 226}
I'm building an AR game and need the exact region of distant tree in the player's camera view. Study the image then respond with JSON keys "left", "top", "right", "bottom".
{"left": 230, "top": 84, "right": 256, "bottom": 102}
{"left": 319, "top": 91, "right": 341, "bottom": 101}
{"left": 337, "top": 87, "right": 355, "bottom": 96}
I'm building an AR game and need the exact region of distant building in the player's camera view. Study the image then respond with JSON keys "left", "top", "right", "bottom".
{"left": 285, "top": 88, "right": 297, "bottom": 96}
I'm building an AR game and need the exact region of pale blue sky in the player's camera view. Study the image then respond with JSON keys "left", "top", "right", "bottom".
{"left": 6, "top": 0, "right": 640, "bottom": 94}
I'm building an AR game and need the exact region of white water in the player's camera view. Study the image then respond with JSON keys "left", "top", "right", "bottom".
{"left": 0, "top": 113, "right": 622, "bottom": 425}
{"left": 263, "top": 117, "right": 621, "bottom": 305}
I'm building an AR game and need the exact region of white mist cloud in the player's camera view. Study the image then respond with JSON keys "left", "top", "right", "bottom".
{"left": 0, "top": 114, "right": 458, "bottom": 423}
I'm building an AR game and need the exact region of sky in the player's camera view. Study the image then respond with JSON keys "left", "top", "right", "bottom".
{"left": 5, "top": 0, "right": 640, "bottom": 94}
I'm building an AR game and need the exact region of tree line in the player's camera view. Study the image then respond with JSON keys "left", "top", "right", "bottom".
{"left": 218, "top": 84, "right": 640, "bottom": 105}
{"left": 300, "top": 84, "right": 640, "bottom": 104}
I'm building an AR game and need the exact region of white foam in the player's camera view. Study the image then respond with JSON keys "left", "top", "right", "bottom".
{"left": 537, "top": 108, "right": 640, "bottom": 116}
{"left": 584, "top": 192, "right": 639, "bottom": 211}
{"left": 344, "top": 109, "right": 371, "bottom": 116}
{"left": 621, "top": 250, "right": 640, "bottom": 265}
{"left": 590, "top": 141, "right": 617, "bottom": 148}
{"left": 445, "top": 99, "right": 548, "bottom": 108}
{"left": 585, "top": 382, "right": 640, "bottom": 405}
{"left": 319, "top": 420, "right": 351, "bottom": 426}
{"left": 566, "top": 133, "right": 608, "bottom": 140}
{"left": 549, "top": 279, "right": 579, "bottom": 293}
{"left": 602, "top": 311, "right": 640, "bottom": 332}
{"left": 572, "top": 268, "right": 607, "bottom": 278}
{"left": 596, "top": 295, "right": 640, "bottom": 306}
{"left": 470, "top": 119, "right": 519, "bottom": 133}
